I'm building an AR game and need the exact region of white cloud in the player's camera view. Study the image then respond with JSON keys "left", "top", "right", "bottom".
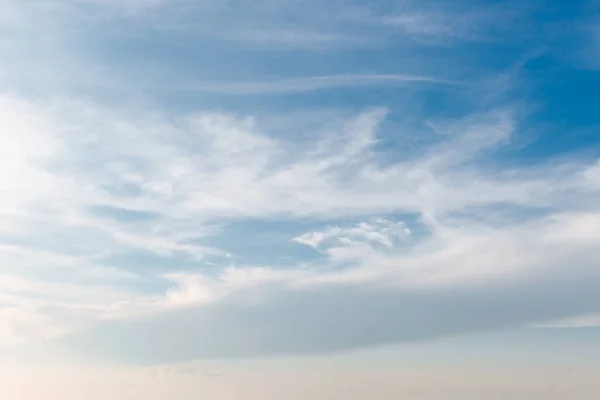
{"left": 0, "top": 0, "right": 598, "bottom": 362}
{"left": 187, "top": 74, "right": 453, "bottom": 95}
{"left": 0, "top": 90, "right": 599, "bottom": 357}
{"left": 294, "top": 218, "right": 410, "bottom": 252}
{"left": 19, "top": 0, "right": 527, "bottom": 51}
{"left": 381, "top": 3, "right": 530, "bottom": 44}
{"left": 61, "top": 209, "right": 600, "bottom": 361}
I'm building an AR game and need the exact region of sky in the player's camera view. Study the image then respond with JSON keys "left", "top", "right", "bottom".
{"left": 1, "top": 0, "right": 600, "bottom": 398}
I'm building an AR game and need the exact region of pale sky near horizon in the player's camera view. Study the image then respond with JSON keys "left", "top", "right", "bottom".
{"left": 1, "top": 0, "right": 600, "bottom": 398}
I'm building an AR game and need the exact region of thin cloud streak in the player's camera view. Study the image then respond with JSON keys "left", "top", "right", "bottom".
{"left": 184, "top": 74, "right": 457, "bottom": 96}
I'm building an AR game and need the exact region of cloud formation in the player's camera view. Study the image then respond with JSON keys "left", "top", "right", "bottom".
{"left": 1, "top": 92, "right": 597, "bottom": 360}
{"left": 0, "top": 0, "right": 599, "bottom": 364}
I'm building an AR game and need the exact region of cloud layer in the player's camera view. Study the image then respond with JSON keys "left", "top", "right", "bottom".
{"left": 0, "top": 0, "right": 599, "bottom": 364}
{"left": 1, "top": 91, "right": 598, "bottom": 361}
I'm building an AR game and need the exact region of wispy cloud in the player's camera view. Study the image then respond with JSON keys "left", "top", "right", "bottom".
{"left": 380, "top": 4, "right": 527, "bottom": 44}
{"left": 186, "top": 74, "right": 453, "bottom": 95}
{"left": 0, "top": 91, "right": 596, "bottom": 360}
{"left": 44, "top": 0, "right": 530, "bottom": 50}
{"left": 294, "top": 218, "right": 410, "bottom": 249}
{"left": 0, "top": 0, "right": 599, "bottom": 367}
{"left": 535, "top": 313, "right": 600, "bottom": 328}
{"left": 64, "top": 210, "right": 600, "bottom": 361}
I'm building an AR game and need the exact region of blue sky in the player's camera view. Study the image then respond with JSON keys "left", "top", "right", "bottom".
{"left": 1, "top": 0, "right": 600, "bottom": 398}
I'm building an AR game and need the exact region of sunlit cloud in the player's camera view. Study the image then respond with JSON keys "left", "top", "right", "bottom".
{"left": 0, "top": 0, "right": 599, "bottom": 371}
